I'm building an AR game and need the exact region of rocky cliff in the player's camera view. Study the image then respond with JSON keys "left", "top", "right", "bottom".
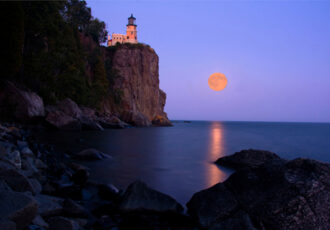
{"left": 102, "top": 44, "right": 171, "bottom": 126}
{"left": 0, "top": 2, "right": 171, "bottom": 127}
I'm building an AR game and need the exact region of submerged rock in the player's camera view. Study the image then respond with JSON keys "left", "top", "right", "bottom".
{"left": 188, "top": 150, "right": 330, "bottom": 230}
{"left": 120, "top": 180, "right": 183, "bottom": 213}
{"left": 73, "top": 148, "right": 111, "bottom": 161}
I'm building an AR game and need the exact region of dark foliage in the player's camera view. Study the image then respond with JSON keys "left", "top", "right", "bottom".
{"left": 0, "top": 1, "right": 111, "bottom": 107}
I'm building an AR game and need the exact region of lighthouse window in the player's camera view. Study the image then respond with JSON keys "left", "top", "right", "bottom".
{"left": 127, "top": 36, "right": 129, "bottom": 39}
{"left": 131, "top": 32, "right": 133, "bottom": 35}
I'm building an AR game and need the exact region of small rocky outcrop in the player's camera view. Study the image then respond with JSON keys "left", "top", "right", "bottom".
{"left": 188, "top": 150, "right": 330, "bottom": 230}
{"left": 215, "top": 149, "right": 283, "bottom": 169}
{"left": 73, "top": 148, "right": 111, "bottom": 161}
{"left": 0, "top": 81, "right": 45, "bottom": 122}
{"left": 120, "top": 180, "right": 183, "bottom": 213}
{"left": 152, "top": 115, "right": 173, "bottom": 127}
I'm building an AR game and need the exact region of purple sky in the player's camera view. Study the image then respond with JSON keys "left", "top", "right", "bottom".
{"left": 88, "top": 0, "right": 330, "bottom": 122}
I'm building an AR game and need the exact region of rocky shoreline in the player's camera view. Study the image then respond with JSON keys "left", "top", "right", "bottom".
{"left": 0, "top": 81, "right": 172, "bottom": 130}
{"left": 0, "top": 123, "right": 329, "bottom": 230}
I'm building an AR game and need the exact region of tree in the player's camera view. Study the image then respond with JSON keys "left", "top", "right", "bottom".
{"left": 85, "top": 18, "right": 108, "bottom": 44}
{"left": 64, "top": 0, "right": 91, "bottom": 31}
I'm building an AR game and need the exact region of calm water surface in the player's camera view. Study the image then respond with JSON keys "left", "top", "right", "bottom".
{"left": 38, "top": 121, "right": 330, "bottom": 204}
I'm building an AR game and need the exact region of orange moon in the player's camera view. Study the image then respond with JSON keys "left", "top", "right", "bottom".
{"left": 208, "top": 73, "right": 228, "bottom": 91}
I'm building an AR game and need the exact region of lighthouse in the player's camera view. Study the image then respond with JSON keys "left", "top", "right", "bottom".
{"left": 126, "top": 14, "right": 138, "bottom": 44}
{"left": 107, "top": 14, "right": 138, "bottom": 46}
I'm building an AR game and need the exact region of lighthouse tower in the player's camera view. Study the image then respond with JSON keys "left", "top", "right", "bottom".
{"left": 126, "top": 14, "right": 137, "bottom": 44}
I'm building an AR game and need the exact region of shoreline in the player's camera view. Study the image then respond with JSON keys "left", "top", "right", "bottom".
{"left": 1, "top": 123, "right": 329, "bottom": 230}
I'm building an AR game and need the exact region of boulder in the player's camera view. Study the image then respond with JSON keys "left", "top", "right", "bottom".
{"left": 0, "top": 180, "right": 38, "bottom": 230}
{"left": 32, "top": 215, "right": 49, "bottom": 230}
{"left": 79, "top": 116, "right": 104, "bottom": 131}
{"left": 0, "top": 81, "right": 45, "bottom": 122}
{"left": 35, "top": 194, "right": 64, "bottom": 217}
{"left": 48, "top": 216, "right": 80, "bottom": 230}
{"left": 120, "top": 180, "right": 183, "bottom": 213}
{"left": 21, "top": 147, "right": 34, "bottom": 157}
{"left": 0, "top": 161, "right": 34, "bottom": 193}
{"left": 187, "top": 183, "right": 239, "bottom": 229}
{"left": 5, "top": 150, "right": 21, "bottom": 169}
{"left": 188, "top": 151, "right": 330, "bottom": 230}
{"left": 73, "top": 148, "right": 110, "bottom": 161}
{"left": 35, "top": 159, "right": 48, "bottom": 170}
{"left": 215, "top": 149, "right": 283, "bottom": 169}
{"left": 68, "top": 162, "right": 89, "bottom": 172}
{"left": 57, "top": 98, "right": 82, "bottom": 119}
{"left": 98, "top": 183, "right": 120, "bottom": 201}
{"left": 21, "top": 157, "right": 39, "bottom": 178}
{"left": 63, "top": 199, "right": 89, "bottom": 218}
{"left": 29, "top": 178, "right": 42, "bottom": 194}
{"left": 45, "top": 110, "right": 81, "bottom": 131}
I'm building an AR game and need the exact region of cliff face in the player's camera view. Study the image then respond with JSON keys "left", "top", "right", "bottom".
{"left": 102, "top": 44, "right": 171, "bottom": 126}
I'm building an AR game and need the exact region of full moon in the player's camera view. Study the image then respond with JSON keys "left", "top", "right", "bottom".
{"left": 208, "top": 72, "right": 228, "bottom": 91}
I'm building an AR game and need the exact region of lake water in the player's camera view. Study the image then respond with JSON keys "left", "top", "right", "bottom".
{"left": 37, "top": 121, "right": 330, "bottom": 204}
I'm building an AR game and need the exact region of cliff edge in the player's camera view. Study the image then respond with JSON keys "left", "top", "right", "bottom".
{"left": 102, "top": 44, "right": 171, "bottom": 126}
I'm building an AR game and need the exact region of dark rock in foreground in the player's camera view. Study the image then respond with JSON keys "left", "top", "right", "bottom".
{"left": 215, "top": 149, "right": 283, "bottom": 169}
{"left": 188, "top": 150, "right": 330, "bottom": 230}
{"left": 0, "top": 181, "right": 38, "bottom": 230}
{"left": 120, "top": 180, "right": 184, "bottom": 213}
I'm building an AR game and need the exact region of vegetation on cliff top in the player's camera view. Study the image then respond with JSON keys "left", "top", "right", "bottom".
{"left": 0, "top": 0, "right": 109, "bottom": 107}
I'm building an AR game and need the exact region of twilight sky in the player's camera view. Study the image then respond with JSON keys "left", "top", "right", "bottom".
{"left": 87, "top": 0, "right": 330, "bottom": 122}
